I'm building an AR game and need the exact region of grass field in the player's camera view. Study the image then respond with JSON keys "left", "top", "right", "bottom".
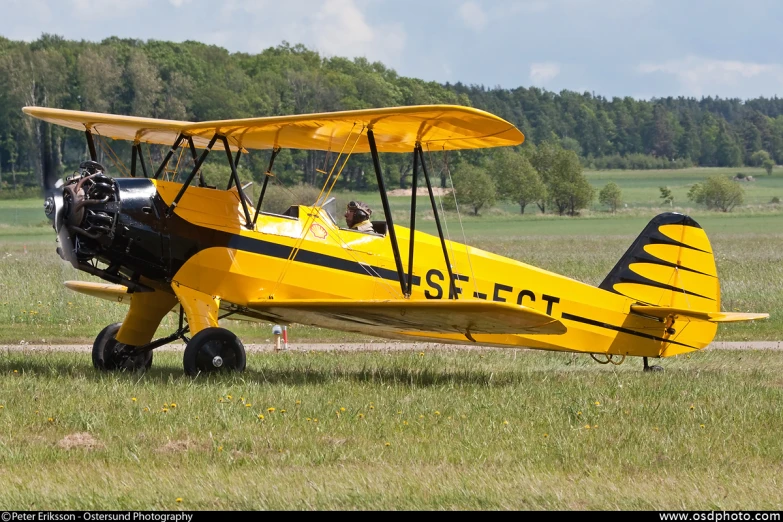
{"left": 0, "top": 348, "right": 781, "bottom": 509}
{"left": 0, "top": 169, "right": 780, "bottom": 510}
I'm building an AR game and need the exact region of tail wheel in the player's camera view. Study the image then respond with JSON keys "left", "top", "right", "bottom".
{"left": 183, "top": 327, "right": 246, "bottom": 376}
{"left": 92, "top": 322, "right": 153, "bottom": 372}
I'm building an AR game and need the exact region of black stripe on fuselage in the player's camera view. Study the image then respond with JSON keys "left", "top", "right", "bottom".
{"left": 226, "top": 234, "right": 420, "bottom": 286}
{"left": 561, "top": 312, "right": 696, "bottom": 349}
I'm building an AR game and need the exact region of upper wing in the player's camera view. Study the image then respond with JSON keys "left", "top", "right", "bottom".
{"left": 23, "top": 105, "right": 524, "bottom": 153}
{"left": 246, "top": 299, "right": 565, "bottom": 336}
{"left": 631, "top": 305, "right": 769, "bottom": 323}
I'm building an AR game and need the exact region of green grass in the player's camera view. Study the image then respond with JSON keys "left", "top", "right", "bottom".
{"left": 0, "top": 348, "right": 781, "bottom": 509}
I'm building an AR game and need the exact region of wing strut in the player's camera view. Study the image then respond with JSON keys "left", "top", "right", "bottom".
{"left": 154, "top": 133, "right": 185, "bottom": 179}
{"left": 166, "top": 134, "right": 218, "bottom": 217}
{"left": 220, "top": 135, "right": 253, "bottom": 229}
{"left": 406, "top": 145, "right": 420, "bottom": 296}
{"left": 417, "top": 144, "right": 458, "bottom": 299}
{"left": 252, "top": 147, "right": 281, "bottom": 226}
{"left": 368, "top": 128, "right": 408, "bottom": 297}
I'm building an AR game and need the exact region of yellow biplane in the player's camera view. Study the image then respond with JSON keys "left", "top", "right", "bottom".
{"left": 23, "top": 105, "right": 768, "bottom": 375}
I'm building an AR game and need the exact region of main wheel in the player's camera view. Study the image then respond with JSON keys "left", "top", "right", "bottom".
{"left": 183, "top": 327, "right": 246, "bottom": 376}
{"left": 92, "top": 323, "right": 153, "bottom": 372}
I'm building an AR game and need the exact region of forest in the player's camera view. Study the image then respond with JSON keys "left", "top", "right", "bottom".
{"left": 0, "top": 35, "right": 781, "bottom": 195}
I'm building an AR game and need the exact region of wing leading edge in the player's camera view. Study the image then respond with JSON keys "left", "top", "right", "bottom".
{"left": 246, "top": 299, "right": 566, "bottom": 336}
{"left": 22, "top": 105, "right": 524, "bottom": 153}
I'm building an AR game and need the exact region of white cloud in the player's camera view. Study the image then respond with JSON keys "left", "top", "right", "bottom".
{"left": 217, "top": 0, "right": 406, "bottom": 68}
{"left": 637, "top": 55, "right": 783, "bottom": 97}
{"left": 529, "top": 62, "right": 560, "bottom": 85}
{"left": 458, "top": 2, "right": 488, "bottom": 32}
{"left": 69, "top": 0, "right": 146, "bottom": 18}
{"left": 169, "top": 0, "right": 192, "bottom": 6}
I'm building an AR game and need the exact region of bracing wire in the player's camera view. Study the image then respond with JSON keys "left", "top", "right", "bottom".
{"left": 93, "top": 132, "right": 130, "bottom": 177}
{"left": 269, "top": 125, "right": 366, "bottom": 298}
{"left": 439, "top": 148, "right": 480, "bottom": 298}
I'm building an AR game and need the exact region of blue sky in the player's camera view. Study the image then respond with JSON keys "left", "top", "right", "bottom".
{"left": 3, "top": 0, "right": 782, "bottom": 100}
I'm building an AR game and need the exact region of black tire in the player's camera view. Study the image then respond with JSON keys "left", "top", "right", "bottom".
{"left": 183, "top": 327, "right": 246, "bottom": 377}
{"left": 92, "top": 323, "right": 153, "bottom": 372}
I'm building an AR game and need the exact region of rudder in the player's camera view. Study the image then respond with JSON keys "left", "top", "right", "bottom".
{"left": 600, "top": 212, "right": 720, "bottom": 312}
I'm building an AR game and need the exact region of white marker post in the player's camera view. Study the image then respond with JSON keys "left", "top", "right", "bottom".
{"left": 272, "top": 325, "right": 283, "bottom": 352}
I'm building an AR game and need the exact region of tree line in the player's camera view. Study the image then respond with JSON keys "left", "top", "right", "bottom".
{"left": 0, "top": 35, "right": 781, "bottom": 195}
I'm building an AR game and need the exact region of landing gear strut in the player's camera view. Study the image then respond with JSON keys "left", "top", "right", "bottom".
{"left": 643, "top": 357, "right": 664, "bottom": 373}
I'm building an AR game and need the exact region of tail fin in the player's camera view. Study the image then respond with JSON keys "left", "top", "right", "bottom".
{"left": 599, "top": 212, "right": 719, "bottom": 311}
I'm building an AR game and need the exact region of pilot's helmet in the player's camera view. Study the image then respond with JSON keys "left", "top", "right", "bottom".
{"left": 347, "top": 200, "right": 372, "bottom": 221}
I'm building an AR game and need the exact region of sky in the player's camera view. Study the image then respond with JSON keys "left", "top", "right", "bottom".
{"left": 2, "top": 0, "right": 782, "bottom": 101}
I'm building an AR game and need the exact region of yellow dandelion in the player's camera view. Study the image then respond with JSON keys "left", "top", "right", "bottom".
{"left": 358, "top": 413, "right": 365, "bottom": 419}
{"left": 13, "top": 370, "right": 18, "bottom": 374}
{"left": 503, "top": 420, "right": 509, "bottom": 425}
{"left": 22, "top": 310, "right": 27, "bottom": 314}
{"left": 544, "top": 433, "right": 549, "bottom": 438}
{"left": 245, "top": 403, "right": 252, "bottom": 408}
{"left": 434, "top": 411, "right": 441, "bottom": 416}
{"left": 686, "top": 355, "right": 691, "bottom": 359}
{"left": 584, "top": 424, "right": 591, "bottom": 429}
{"left": 306, "top": 418, "right": 312, "bottom": 422}
{"left": 295, "top": 400, "right": 301, "bottom": 406}
{"left": 369, "top": 405, "right": 375, "bottom": 410}
{"left": 163, "top": 403, "right": 169, "bottom": 409}
{"left": 397, "top": 410, "right": 402, "bottom": 415}
{"left": 257, "top": 414, "right": 264, "bottom": 420}
{"left": 384, "top": 442, "right": 391, "bottom": 447}
{"left": 171, "top": 403, "right": 177, "bottom": 408}
{"left": 577, "top": 411, "right": 582, "bottom": 416}
{"left": 593, "top": 425, "right": 598, "bottom": 429}
{"left": 227, "top": 395, "right": 232, "bottom": 400}
{"left": 176, "top": 498, "right": 182, "bottom": 503}
{"left": 267, "top": 407, "right": 275, "bottom": 413}
{"left": 0, "top": 405, "right": 4, "bottom": 409}
{"left": 280, "top": 409, "right": 286, "bottom": 413}
{"left": 594, "top": 401, "right": 601, "bottom": 406}
{"left": 240, "top": 397, "right": 245, "bottom": 402}
{"left": 313, "top": 418, "right": 318, "bottom": 423}
{"left": 419, "top": 414, "right": 424, "bottom": 419}
{"left": 403, "top": 421, "right": 408, "bottom": 425}
{"left": 48, "top": 417, "right": 54, "bottom": 423}
{"left": 690, "top": 404, "right": 695, "bottom": 410}
{"left": 218, "top": 398, "right": 224, "bottom": 403}
{"left": 340, "top": 407, "right": 346, "bottom": 412}
{"left": 131, "top": 397, "right": 137, "bottom": 402}
{"left": 162, "top": 408, "right": 169, "bottom": 413}
{"left": 218, "top": 446, "right": 223, "bottom": 452}
{"left": 143, "top": 407, "right": 150, "bottom": 412}
{"left": 68, "top": 302, "right": 73, "bottom": 306}
{"left": 700, "top": 424, "right": 705, "bottom": 429}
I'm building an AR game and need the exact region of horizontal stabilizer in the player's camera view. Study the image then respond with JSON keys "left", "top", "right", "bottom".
{"left": 64, "top": 281, "right": 130, "bottom": 304}
{"left": 631, "top": 305, "right": 769, "bottom": 323}
{"left": 247, "top": 299, "right": 566, "bottom": 336}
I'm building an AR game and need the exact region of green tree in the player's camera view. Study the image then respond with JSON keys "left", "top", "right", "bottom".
{"left": 687, "top": 176, "right": 744, "bottom": 212}
{"left": 598, "top": 182, "right": 622, "bottom": 213}
{"left": 750, "top": 150, "right": 771, "bottom": 167}
{"left": 449, "top": 163, "right": 496, "bottom": 215}
{"left": 763, "top": 158, "right": 775, "bottom": 176}
{"left": 547, "top": 148, "right": 594, "bottom": 215}
{"left": 659, "top": 186, "right": 674, "bottom": 206}
{"left": 488, "top": 149, "right": 545, "bottom": 214}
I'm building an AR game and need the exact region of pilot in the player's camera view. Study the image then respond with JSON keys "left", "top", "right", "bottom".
{"left": 345, "top": 201, "right": 374, "bottom": 232}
